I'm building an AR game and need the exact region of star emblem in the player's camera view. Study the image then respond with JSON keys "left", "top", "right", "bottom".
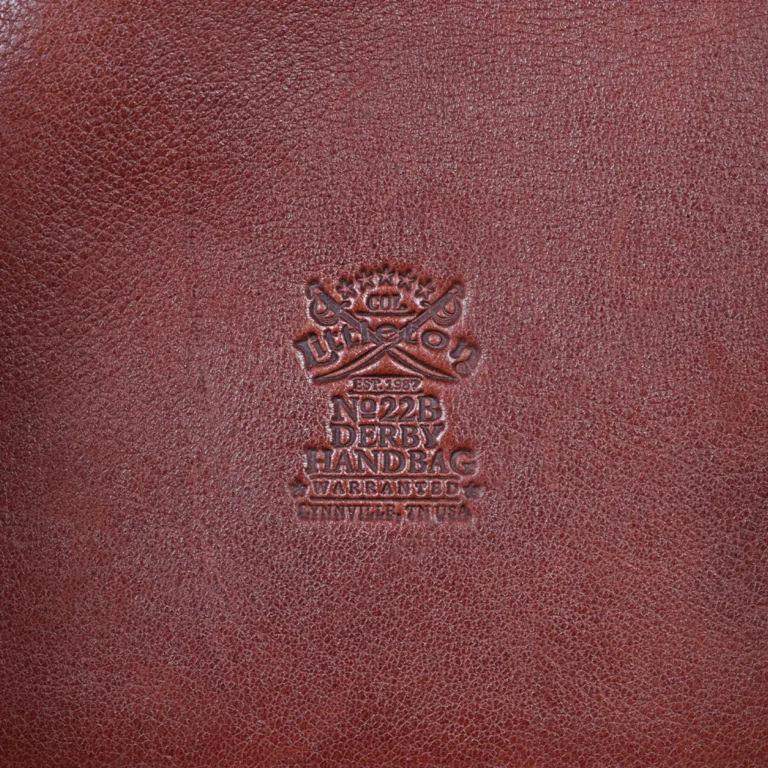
{"left": 377, "top": 264, "right": 396, "bottom": 286}
{"left": 336, "top": 278, "right": 357, "bottom": 300}
{"left": 290, "top": 479, "right": 308, "bottom": 497}
{"left": 356, "top": 268, "right": 376, "bottom": 291}
{"left": 415, "top": 278, "right": 435, "bottom": 303}
{"left": 397, "top": 270, "right": 416, "bottom": 290}
{"left": 463, "top": 482, "right": 483, "bottom": 499}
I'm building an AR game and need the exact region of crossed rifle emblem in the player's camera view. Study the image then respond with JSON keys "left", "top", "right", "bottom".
{"left": 304, "top": 281, "right": 474, "bottom": 383}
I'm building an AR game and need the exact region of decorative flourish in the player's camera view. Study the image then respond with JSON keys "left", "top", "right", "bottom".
{"left": 336, "top": 277, "right": 357, "bottom": 300}
{"left": 463, "top": 482, "right": 483, "bottom": 499}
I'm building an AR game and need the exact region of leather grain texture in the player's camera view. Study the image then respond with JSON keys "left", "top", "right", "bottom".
{"left": 1, "top": 1, "right": 767, "bottom": 766}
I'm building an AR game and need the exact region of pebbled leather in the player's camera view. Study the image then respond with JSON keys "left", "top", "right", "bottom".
{"left": 1, "top": 1, "right": 766, "bottom": 766}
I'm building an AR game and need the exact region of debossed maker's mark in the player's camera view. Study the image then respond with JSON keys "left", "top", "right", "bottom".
{"left": 292, "top": 264, "right": 481, "bottom": 523}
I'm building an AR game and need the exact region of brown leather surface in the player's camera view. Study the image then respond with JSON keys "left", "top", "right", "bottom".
{"left": 1, "top": 2, "right": 767, "bottom": 766}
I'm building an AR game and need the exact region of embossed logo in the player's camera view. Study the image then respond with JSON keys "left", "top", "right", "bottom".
{"left": 292, "top": 265, "right": 481, "bottom": 523}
